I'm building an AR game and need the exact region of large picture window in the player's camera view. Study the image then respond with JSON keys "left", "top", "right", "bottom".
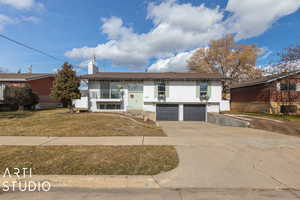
{"left": 100, "top": 81, "right": 122, "bottom": 99}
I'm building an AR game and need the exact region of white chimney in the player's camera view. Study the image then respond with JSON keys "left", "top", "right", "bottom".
{"left": 88, "top": 56, "right": 99, "bottom": 74}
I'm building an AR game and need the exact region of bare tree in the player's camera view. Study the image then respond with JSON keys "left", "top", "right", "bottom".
{"left": 188, "top": 34, "right": 262, "bottom": 99}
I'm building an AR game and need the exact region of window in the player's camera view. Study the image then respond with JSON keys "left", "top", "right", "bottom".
{"left": 157, "top": 81, "right": 166, "bottom": 99}
{"left": 100, "top": 81, "right": 122, "bottom": 99}
{"left": 200, "top": 82, "right": 208, "bottom": 97}
{"left": 280, "top": 105, "right": 297, "bottom": 114}
{"left": 280, "top": 83, "right": 296, "bottom": 91}
{"left": 100, "top": 81, "right": 110, "bottom": 98}
{"left": 128, "top": 82, "right": 143, "bottom": 92}
{"left": 97, "top": 103, "right": 121, "bottom": 110}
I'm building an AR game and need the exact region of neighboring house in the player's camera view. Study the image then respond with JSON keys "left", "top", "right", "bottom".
{"left": 231, "top": 71, "right": 300, "bottom": 114}
{"left": 73, "top": 72, "right": 229, "bottom": 121}
{"left": 0, "top": 73, "right": 60, "bottom": 110}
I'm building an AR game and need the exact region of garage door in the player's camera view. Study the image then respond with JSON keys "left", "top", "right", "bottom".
{"left": 184, "top": 104, "right": 206, "bottom": 121}
{"left": 156, "top": 104, "right": 179, "bottom": 121}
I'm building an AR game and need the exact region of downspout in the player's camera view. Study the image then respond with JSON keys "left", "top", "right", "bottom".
{"left": 87, "top": 79, "right": 91, "bottom": 112}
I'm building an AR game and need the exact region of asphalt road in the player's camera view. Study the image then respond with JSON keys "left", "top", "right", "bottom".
{"left": 1, "top": 188, "right": 300, "bottom": 200}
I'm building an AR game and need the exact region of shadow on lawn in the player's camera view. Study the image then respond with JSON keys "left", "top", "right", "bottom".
{"left": 0, "top": 111, "right": 34, "bottom": 119}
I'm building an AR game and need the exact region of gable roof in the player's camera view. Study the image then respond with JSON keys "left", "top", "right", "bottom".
{"left": 231, "top": 70, "right": 300, "bottom": 89}
{"left": 0, "top": 73, "right": 54, "bottom": 82}
{"left": 81, "top": 72, "right": 225, "bottom": 81}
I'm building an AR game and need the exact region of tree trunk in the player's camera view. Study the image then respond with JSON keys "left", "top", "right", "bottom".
{"left": 68, "top": 102, "right": 74, "bottom": 113}
{"left": 18, "top": 105, "right": 24, "bottom": 112}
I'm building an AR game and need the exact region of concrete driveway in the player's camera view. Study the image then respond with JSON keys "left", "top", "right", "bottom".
{"left": 154, "top": 122, "right": 300, "bottom": 190}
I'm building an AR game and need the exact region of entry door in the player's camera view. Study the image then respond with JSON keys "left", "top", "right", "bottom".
{"left": 156, "top": 104, "right": 179, "bottom": 121}
{"left": 127, "top": 82, "right": 143, "bottom": 110}
{"left": 183, "top": 104, "right": 206, "bottom": 121}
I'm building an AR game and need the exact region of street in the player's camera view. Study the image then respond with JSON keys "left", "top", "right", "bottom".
{"left": 1, "top": 188, "right": 300, "bottom": 200}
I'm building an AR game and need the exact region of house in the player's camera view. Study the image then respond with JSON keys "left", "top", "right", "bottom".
{"left": 74, "top": 70, "right": 229, "bottom": 121}
{"left": 231, "top": 71, "right": 300, "bottom": 114}
{"left": 0, "top": 73, "right": 60, "bottom": 110}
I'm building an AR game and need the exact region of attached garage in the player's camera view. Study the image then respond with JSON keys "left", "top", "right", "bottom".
{"left": 156, "top": 104, "right": 179, "bottom": 121}
{"left": 183, "top": 104, "right": 206, "bottom": 121}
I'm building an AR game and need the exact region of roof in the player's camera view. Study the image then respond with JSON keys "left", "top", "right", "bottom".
{"left": 231, "top": 70, "right": 300, "bottom": 89}
{"left": 0, "top": 73, "right": 54, "bottom": 82}
{"left": 81, "top": 72, "right": 225, "bottom": 81}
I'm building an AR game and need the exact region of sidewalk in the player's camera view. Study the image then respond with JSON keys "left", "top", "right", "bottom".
{"left": 0, "top": 175, "right": 160, "bottom": 189}
{"left": 1, "top": 136, "right": 300, "bottom": 148}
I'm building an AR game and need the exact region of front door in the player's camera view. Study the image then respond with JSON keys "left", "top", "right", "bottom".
{"left": 127, "top": 82, "right": 143, "bottom": 110}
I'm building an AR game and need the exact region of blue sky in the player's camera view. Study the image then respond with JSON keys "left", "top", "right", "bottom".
{"left": 0, "top": 0, "right": 300, "bottom": 74}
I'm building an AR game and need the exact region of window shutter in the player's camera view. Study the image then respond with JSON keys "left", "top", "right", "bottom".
{"left": 207, "top": 82, "right": 212, "bottom": 100}
{"left": 196, "top": 81, "right": 200, "bottom": 98}
{"left": 297, "top": 83, "right": 300, "bottom": 91}
{"left": 276, "top": 82, "right": 281, "bottom": 91}
{"left": 166, "top": 81, "right": 170, "bottom": 98}
{"left": 154, "top": 82, "right": 158, "bottom": 98}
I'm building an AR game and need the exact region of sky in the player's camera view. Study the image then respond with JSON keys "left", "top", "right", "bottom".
{"left": 0, "top": 0, "right": 300, "bottom": 74}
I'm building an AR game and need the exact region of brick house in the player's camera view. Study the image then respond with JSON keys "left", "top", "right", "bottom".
{"left": 230, "top": 71, "right": 300, "bottom": 114}
{"left": 0, "top": 73, "right": 60, "bottom": 110}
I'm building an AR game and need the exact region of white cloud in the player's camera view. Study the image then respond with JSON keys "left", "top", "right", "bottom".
{"left": 21, "top": 16, "right": 40, "bottom": 23}
{"left": 148, "top": 49, "right": 196, "bottom": 72}
{"left": 65, "top": 0, "right": 300, "bottom": 72}
{"left": 226, "top": 0, "right": 300, "bottom": 40}
{"left": 258, "top": 47, "right": 273, "bottom": 61}
{"left": 101, "top": 17, "right": 134, "bottom": 40}
{"left": 0, "top": 14, "right": 16, "bottom": 31}
{"left": 66, "top": 0, "right": 224, "bottom": 68}
{"left": 0, "top": 14, "right": 40, "bottom": 31}
{"left": 0, "top": 0, "right": 44, "bottom": 10}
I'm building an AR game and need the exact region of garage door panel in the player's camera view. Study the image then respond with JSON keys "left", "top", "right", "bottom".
{"left": 184, "top": 104, "right": 206, "bottom": 121}
{"left": 156, "top": 104, "right": 178, "bottom": 121}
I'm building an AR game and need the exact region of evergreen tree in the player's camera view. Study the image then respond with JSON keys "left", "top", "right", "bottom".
{"left": 51, "top": 62, "right": 81, "bottom": 112}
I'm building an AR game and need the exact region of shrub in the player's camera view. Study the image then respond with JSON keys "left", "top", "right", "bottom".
{"left": 4, "top": 85, "right": 39, "bottom": 111}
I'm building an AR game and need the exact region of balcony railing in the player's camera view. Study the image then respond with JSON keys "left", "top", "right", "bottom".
{"left": 90, "top": 89, "right": 121, "bottom": 99}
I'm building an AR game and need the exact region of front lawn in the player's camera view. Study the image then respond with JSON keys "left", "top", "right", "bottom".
{"left": 223, "top": 111, "right": 300, "bottom": 137}
{"left": 0, "top": 109, "right": 165, "bottom": 137}
{"left": 0, "top": 146, "right": 178, "bottom": 175}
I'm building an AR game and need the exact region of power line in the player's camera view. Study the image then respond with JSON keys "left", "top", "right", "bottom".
{"left": 0, "top": 33, "right": 64, "bottom": 62}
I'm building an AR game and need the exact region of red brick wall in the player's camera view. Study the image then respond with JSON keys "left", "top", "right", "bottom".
{"left": 231, "top": 83, "right": 270, "bottom": 103}
{"left": 231, "top": 74, "right": 300, "bottom": 104}
{"left": 28, "top": 77, "right": 58, "bottom": 103}
{"left": 28, "top": 77, "right": 54, "bottom": 96}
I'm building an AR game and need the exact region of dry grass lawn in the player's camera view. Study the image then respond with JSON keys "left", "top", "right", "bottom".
{"left": 223, "top": 111, "right": 300, "bottom": 137}
{"left": 0, "top": 109, "right": 165, "bottom": 137}
{"left": 0, "top": 146, "right": 178, "bottom": 175}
